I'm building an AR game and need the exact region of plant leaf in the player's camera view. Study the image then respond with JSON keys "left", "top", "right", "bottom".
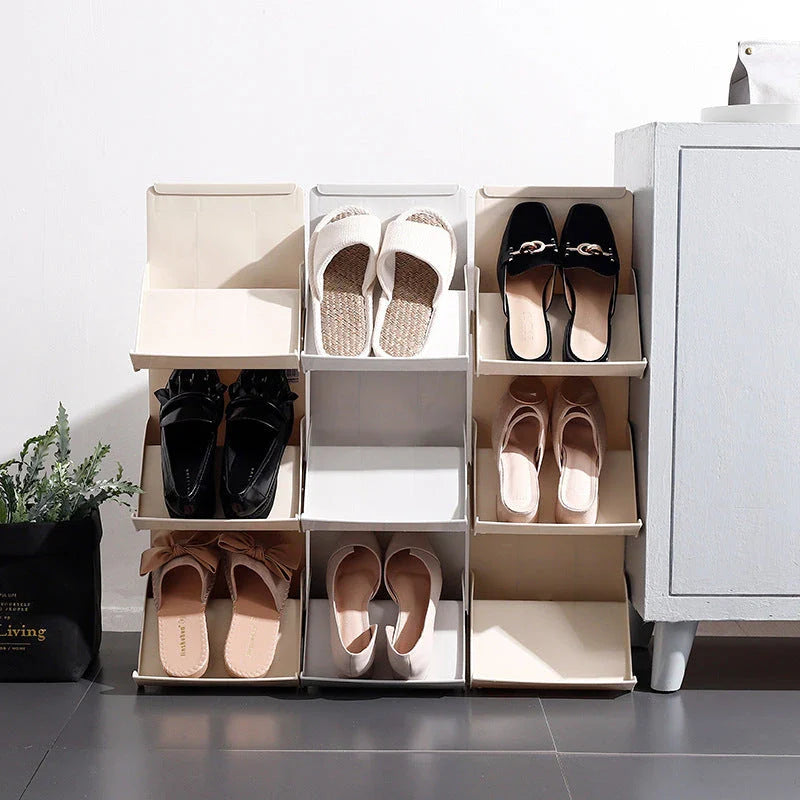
{"left": 55, "top": 402, "right": 71, "bottom": 464}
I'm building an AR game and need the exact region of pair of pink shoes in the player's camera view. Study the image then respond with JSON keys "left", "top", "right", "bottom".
{"left": 140, "top": 532, "right": 301, "bottom": 678}
{"left": 326, "top": 533, "right": 442, "bottom": 679}
{"left": 492, "top": 376, "right": 607, "bottom": 524}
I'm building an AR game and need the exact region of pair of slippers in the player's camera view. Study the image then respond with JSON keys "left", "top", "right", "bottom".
{"left": 140, "top": 532, "right": 302, "bottom": 679}
{"left": 309, "top": 207, "right": 457, "bottom": 358}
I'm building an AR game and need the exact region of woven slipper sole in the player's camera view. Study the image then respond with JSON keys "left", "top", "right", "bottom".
{"left": 320, "top": 243, "right": 370, "bottom": 356}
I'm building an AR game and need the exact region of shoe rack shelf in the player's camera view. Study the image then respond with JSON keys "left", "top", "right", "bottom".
{"left": 468, "top": 186, "right": 643, "bottom": 690}
{"left": 130, "top": 184, "right": 308, "bottom": 688}
{"left": 301, "top": 531, "right": 467, "bottom": 688}
{"left": 129, "top": 182, "right": 645, "bottom": 692}
{"left": 130, "top": 185, "right": 305, "bottom": 372}
{"left": 301, "top": 185, "right": 470, "bottom": 373}
{"left": 472, "top": 188, "right": 646, "bottom": 378}
{"left": 298, "top": 185, "right": 471, "bottom": 688}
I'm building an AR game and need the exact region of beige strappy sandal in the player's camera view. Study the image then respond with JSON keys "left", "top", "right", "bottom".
{"left": 372, "top": 208, "right": 457, "bottom": 358}
{"left": 218, "top": 533, "right": 302, "bottom": 679}
{"left": 491, "top": 377, "right": 549, "bottom": 523}
{"left": 139, "top": 532, "right": 219, "bottom": 678}
{"left": 551, "top": 377, "right": 607, "bottom": 524}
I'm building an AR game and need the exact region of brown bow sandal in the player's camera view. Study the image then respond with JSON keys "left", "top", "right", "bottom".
{"left": 218, "top": 533, "right": 303, "bottom": 678}
{"left": 139, "top": 532, "right": 219, "bottom": 678}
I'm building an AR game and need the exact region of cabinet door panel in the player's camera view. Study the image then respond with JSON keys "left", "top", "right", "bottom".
{"left": 672, "top": 146, "right": 800, "bottom": 595}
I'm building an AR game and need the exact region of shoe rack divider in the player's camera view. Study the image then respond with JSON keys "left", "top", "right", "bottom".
{"left": 300, "top": 185, "right": 470, "bottom": 688}
{"left": 130, "top": 184, "right": 308, "bottom": 688}
{"left": 468, "top": 186, "right": 642, "bottom": 690}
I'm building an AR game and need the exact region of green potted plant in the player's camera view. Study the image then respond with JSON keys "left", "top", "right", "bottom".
{"left": 0, "top": 404, "right": 140, "bottom": 681}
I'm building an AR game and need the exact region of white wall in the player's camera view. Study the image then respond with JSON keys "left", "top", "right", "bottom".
{"left": 0, "top": 0, "right": 795, "bottom": 629}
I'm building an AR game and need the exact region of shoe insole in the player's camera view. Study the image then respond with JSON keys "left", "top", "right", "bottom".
{"left": 386, "top": 552, "right": 430, "bottom": 655}
{"left": 226, "top": 420, "right": 272, "bottom": 488}
{"left": 566, "top": 269, "right": 615, "bottom": 361}
{"left": 163, "top": 423, "right": 212, "bottom": 496}
{"left": 333, "top": 549, "right": 378, "bottom": 653}
{"left": 498, "top": 418, "right": 541, "bottom": 516}
{"left": 379, "top": 254, "right": 437, "bottom": 357}
{"left": 559, "top": 418, "right": 599, "bottom": 514}
{"left": 225, "top": 566, "right": 281, "bottom": 678}
{"left": 321, "top": 243, "right": 369, "bottom": 356}
{"left": 506, "top": 270, "right": 551, "bottom": 360}
{"left": 157, "top": 566, "right": 208, "bottom": 678}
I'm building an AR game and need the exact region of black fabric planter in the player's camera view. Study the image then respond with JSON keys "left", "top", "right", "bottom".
{"left": 0, "top": 511, "right": 102, "bottom": 681}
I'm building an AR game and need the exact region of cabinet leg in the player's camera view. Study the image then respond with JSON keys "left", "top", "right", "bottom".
{"left": 628, "top": 603, "right": 654, "bottom": 649}
{"left": 651, "top": 621, "right": 698, "bottom": 693}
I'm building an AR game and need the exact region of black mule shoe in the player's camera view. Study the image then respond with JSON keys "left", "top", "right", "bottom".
{"left": 560, "top": 203, "right": 620, "bottom": 363}
{"left": 221, "top": 370, "right": 297, "bottom": 519}
{"left": 497, "top": 202, "right": 559, "bottom": 361}
{"left": 155, "top": 370, "right": 226, "bottom": 519}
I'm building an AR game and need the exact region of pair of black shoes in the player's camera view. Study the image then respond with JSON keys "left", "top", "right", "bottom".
{"left": 155, "top": 369, "right": 296, "bottom": 519}
{"left": 497, "top": 202, "right": 620, "bottom": 363}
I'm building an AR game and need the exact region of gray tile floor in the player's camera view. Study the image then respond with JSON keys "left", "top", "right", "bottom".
{"left": 3, "top": 632, "right": 800, "bottom": 800}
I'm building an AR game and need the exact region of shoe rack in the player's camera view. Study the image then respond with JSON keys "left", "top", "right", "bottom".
{"left": 129, "top": 184, "right": 307, "bottom": 687}
{"left": 468, "top": 187, "right": 644, "bottom": 690}
{"left": 299, "top": 186, "right": 469, "bottom": 688}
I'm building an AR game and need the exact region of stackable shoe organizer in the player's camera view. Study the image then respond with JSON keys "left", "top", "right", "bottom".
{"left": 129, "top": 184, "right": 307, "bottom": 687}
{"left": 299, "top": 186, "right": 469, "bottom": 688}
{"left": 469, "top": 187, "right": 645, "bottom": 689}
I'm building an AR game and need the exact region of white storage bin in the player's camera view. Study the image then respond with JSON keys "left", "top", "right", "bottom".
{"left": 302, "top": 371, "right": 468, "bottom": 532}
{"left": 301, "top": 530, "right": 466, "bottom": 688}
{"left": 302, "top": 185, "right": 469, "bottom": 371}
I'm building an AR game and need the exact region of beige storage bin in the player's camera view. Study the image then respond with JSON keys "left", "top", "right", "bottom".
{"left": 133, "top": 368, "right": 304, "bottom": 532}
{"left": 470, "top": 535, "right": 635, "bottom": 690}
{"left": 471, "top": 376, "right": 641, "bottom": 536}
{"left": 473, "top": 186, "right": 645, "bottom": 377}
{"left": 131, "top": 184, "right": 304, "bottom": 371}
{"left": 133, "top": 531, "right": 305, "bottom": 688}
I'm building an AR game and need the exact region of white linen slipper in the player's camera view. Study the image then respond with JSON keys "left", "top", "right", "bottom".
{"left": 372, "top": 208, "right": 457, "bottom": 358}
{"left": 309, "top": 206, "right": 381, "bottom": 357}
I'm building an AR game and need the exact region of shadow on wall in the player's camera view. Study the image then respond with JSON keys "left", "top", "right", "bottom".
{"left": 1, "top": 387, "right": 149, "bottom": 632}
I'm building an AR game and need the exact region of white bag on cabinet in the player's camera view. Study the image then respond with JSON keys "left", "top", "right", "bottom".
{"left": 729, "top": 41, "right": 800, "bottom": 105}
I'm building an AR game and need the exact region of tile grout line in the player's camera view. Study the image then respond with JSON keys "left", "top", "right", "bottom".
{"left": 17, "top": 750, "right": 50, "bottom": 800}
{"left": 18, "top": 669, "right": 101, "bottom": 798}
{"left": 539, "top": 698, "right": 574, "bottom": 800}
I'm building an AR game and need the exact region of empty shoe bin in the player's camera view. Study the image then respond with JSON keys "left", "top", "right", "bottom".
{"left": 470, "top": 535, "right": 635, "bottom": 690}
{"left": 131, "top": 184, "right": 304, "bottom": 371}
{"left": 302, "top": 185, "right": 469, "bottom": 371}
{"left": 133, "top": 532, "right": 305, "bottom": 688}
{"left": 133, "top": 368, "right": 304, "bottom": 532}
{"left": 472, "top": 186, "right": 646, "bottom": 377}
{"left": 301, "top": 530, "right": 467, "bottom": 688}
{"left": 472, "top": 376, "right": 641, "bottom": 536}
{"left": 302, "top": 370, "right": 468, "bottom": 532}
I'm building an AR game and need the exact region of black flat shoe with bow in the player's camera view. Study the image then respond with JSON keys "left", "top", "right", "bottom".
{"left": 221, "top": 370, "right": 297, "bottom": 519}
{"left": 155, "top": 369, "right": 226, "bottom": 519}
{"left": 497, "top": 202, "right": 559, "bottom": 361}
{"left": 560, "top": 203, "right": 620, "bottom": 362}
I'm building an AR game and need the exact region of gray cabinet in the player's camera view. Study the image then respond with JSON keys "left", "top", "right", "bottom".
{"left": 615, "top": 123, "right": 800, "bottom": 690}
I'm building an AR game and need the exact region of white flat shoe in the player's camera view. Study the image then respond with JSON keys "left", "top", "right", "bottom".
{"left": 491, "top": 377, "right": 549, "bottom": 523}
{"left": 551, "top": 377, "right": 607, "bottom": 524}
{"left": 372, "top": 208, "right": 457, "bottom": 358}
{"left": 326, "top": 532, "right": 382, "bottom": 678}
{"left": 309, "top": 206, "right": 381, "bottom": 357}
{"left": 383, "top": 533, "right": 442, "bottom": 680}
